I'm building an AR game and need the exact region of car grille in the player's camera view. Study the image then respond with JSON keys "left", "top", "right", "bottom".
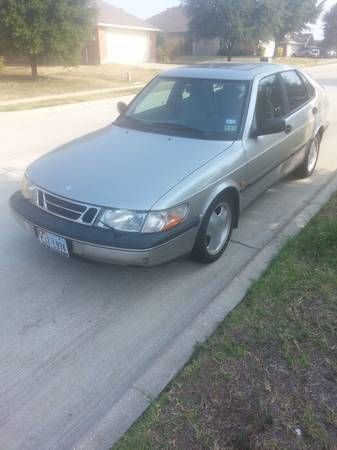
{"left": 37, "top": 190, "right": 100, "bottom": 226}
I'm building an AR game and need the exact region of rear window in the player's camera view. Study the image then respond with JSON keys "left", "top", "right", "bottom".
{"left": 298, "top": 72, "right": 316, "bottom": 99}
{"left": 280, "top": 71, "right": 309, "bottom": 112}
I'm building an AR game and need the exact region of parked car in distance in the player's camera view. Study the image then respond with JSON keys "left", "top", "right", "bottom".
{"left": 292, "top": 46, "right": 320, "bottom": 58}
{"left": 10, "top": 64, "right": 329, "bottom": 267}
{"left": 320, "top": 48, "right": 337, "bottom": 58}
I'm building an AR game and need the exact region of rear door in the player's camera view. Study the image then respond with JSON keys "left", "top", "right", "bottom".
{"left": 279, "top": 70, "right": 315, "bottom": 169}
{"left": 242, "top": 73, "right": 290, "bottom": 207}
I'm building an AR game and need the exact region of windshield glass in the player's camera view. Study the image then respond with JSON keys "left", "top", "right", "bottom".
{"left": 116, "top": 77, "right": 249, "bottom": 140}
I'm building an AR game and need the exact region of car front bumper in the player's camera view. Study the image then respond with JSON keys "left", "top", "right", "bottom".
{"left": 10, "top": 192, "right": 199, "bottom": 267}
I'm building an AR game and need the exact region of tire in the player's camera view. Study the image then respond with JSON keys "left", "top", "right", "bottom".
{"left": 294, "top": 135, "right": 320, "bottom": 179}
{"left": 191, "top": 193, "right": 235, "bottom": 264}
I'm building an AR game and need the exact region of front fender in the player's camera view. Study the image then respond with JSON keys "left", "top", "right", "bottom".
{"left": 201, "top": 180, "right": 241, "bottom": 227}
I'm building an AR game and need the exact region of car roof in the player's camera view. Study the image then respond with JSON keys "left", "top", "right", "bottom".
{"left": 160, "top": 63, "right": 293, "bottom": 81}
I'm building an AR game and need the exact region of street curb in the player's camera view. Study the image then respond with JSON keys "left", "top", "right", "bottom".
{"left": 74, "top": 170, "right": 337, "bottom": 450}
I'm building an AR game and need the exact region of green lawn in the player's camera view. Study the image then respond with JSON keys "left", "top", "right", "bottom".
{"left": 114, "top": 193, "right": 337, "bottom": 450}
{"left": 0, "top": 64, "right": 159, "bottom": 102}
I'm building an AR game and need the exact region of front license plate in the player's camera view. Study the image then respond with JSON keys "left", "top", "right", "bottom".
{"left": 36, "top": 229, "right": 70, "bottom": 257}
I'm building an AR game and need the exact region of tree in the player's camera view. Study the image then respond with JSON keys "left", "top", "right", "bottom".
{"left": 183, "top": 0, "right": 256, "bottom": 61}
{"left": 271, "top": 0, "right": 325, "bottom": 51}
{"left": 323, "top": 3, "right": 337, "bottom": 49}
{"left": 0, "top": 0, "right": 95, "bottom": 79}
{"left": 251, "top": 0, "right": 286, "bottom": 42}
{"left": 183, "top": 0, "right": 325, "bottom": 60}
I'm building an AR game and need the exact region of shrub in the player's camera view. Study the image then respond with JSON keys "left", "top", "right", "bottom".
{"left": 157, "top": 41, "right": 182, "bottom": 62}
{"left": 276, "top": 47, "right": 284, "bottom": 58}
{"left": 157, "top": 46, "right": 170, "bottom": 63}
{"left": 258, "top": 45, "right": 267, "bottom": 57}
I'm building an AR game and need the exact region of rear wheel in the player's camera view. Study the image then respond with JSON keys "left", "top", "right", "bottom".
{"left": 294, "top": 136, "right": 320, "bottom": 179}
{"left": 191, "top": 193, "right": 234, "bottom": 264}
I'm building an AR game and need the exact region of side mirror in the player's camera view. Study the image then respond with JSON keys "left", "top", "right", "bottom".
{"left": 254, "top": 118, "right": 286, "bottom": 137}
{"left": 117, "top": 101, "right": 128, "bottom": 116}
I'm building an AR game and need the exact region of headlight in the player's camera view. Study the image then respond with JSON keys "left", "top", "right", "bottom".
{"left": 21, "top": 175, "right": 38, "bottom": 205}
{"left": 97, "top": 209, "right": 147, "bottom": 232}
{"left": 143, "top": 205, "right": 188, "bottom": 233}
{"left": 97, "top": 204, "right": 188, "bottom": 233}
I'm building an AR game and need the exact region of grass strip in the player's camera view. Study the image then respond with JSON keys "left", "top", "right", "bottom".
{"left": 114, "top": 193, "right": 337, "bottom": 450}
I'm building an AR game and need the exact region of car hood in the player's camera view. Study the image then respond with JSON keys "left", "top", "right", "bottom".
{"left": 27, "top": 125, "right": 233, "bottom": 211}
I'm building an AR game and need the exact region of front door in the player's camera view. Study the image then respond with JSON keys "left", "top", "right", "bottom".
{"left": 242, "top": 73, "right": 291, "bottom": 208}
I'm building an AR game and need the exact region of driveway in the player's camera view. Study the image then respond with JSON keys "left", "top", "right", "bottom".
{"left": 1, "top": 64, "right": 337, "bottom": 450}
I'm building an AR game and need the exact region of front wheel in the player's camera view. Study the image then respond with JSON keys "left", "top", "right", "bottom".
{"left": 294, "top": 136, "right": 320, "bottom": 179}
{"left": 191, "top": 194, "right": 234, "bottom": 264}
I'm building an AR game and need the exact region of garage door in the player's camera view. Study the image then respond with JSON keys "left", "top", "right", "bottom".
{"left": 105, "top": 28, "right": 150, "bottom": 64}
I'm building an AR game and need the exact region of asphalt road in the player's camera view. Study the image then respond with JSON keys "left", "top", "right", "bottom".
{"left": 1, "top": 64, "right": 337, "bottom": 450}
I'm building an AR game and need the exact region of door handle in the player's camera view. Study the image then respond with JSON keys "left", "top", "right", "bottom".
{"left": 285, "top": 124, "right": 292, "bottom": 134}
{"left": 312, "top": 107, "right": 318, "bottom": 115}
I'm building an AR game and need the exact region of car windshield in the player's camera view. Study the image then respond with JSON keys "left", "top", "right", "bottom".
{"left": 116, "top": 76, "right": 249, "bottom": 140}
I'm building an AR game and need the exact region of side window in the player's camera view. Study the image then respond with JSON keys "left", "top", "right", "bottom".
{"left": 281, "top": 71, "right": 309, "bottom": 112}
{"left": 298, "top": 72, "right": 316, "bottom": 99}
{"left": 256, "top": 75, "right": 284, "bottom": 127}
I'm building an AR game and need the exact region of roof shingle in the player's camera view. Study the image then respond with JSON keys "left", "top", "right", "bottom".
{"left": 149, "top": 6, "right": 190, "bottom": 33}
{"left": 96, "top": 0, "right": 159, "bottom": 31}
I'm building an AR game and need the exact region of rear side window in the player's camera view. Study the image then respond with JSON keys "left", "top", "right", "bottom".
{"left": 281, "top": 71, "right": 309, "bottom": 112}
{"left": 255, "top": 74, "right": 284, "bottom": 127}
{"left": 298, "top": 72, "right": 316, "bottom": 99}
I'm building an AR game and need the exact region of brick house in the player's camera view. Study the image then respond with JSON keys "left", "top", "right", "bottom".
{"left": 280, "top": 33, "right": 314, "bottom": 57}
{"left": 84, "top": 0, "right": 160, "bottom": 65}
{"left": 149, "top": 6, "right": 221, "bottom": 58}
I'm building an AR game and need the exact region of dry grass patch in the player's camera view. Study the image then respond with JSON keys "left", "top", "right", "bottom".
{"left": 0, "top": 64, "right": 159, "bottom": 101}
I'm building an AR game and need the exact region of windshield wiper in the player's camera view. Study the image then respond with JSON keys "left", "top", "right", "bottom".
{"left": 118, "top": 117, "right": 207, "bottom": 138}
{"left": 148, "top": 122, "right": 206, "bottom": 136}
{"left": 120, "top": 116, "right": 148, "bottom": 128}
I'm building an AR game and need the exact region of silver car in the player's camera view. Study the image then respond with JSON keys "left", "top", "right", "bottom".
{"left": 10, "top": 64, "right": 329, "bottom": 266}
{"left": 292, "top": 47, "right": 320, "bottom": 58}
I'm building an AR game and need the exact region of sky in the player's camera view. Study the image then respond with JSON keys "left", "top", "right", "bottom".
{"left": 310, "top": 0, "right": 336, "bottom": 39}
{"left": 105, "top": 0, "right": 180, "bottom": 19}
{"left": 106, "top": 0, "right": 336, "bottom": 39}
